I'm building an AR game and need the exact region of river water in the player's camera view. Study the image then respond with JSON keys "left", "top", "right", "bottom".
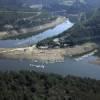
{"left": 0, "top": 56, "right": 100, "bottom": 79}
{"left": 0, "top": 19, "right": 100, "bottom": 80}
{"left": 0, "top": 19, "right": 73, "bottom": 48}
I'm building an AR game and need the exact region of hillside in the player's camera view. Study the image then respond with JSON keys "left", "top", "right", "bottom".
{"left": 61, "top": 8, "right": 100, "bottom": 44}
{"left": 0, "top": 8, "right": 59, "bottom": 39}
{"left": 37, "top": 8, "right": 100, "bottom": 48}
{"left": 0, "top": 71, "right": 100, "bottom": 100}
{"left": 0, "top": 0, "right": 100, "bottom": 22}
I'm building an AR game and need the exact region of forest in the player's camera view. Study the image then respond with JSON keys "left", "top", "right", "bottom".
{"left": 0, "top": 71, "right": 100, "bottom": 100}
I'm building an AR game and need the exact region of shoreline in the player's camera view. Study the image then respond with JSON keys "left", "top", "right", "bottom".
{"left": 0, "top": 43, "right": 98, "bottom": 62}
{"left": 0, "top": 17, "right": 73, "bottom": 48}
{"left": 74, "top": 50, "right": 97, "bottom": 61}
{"left": 0, "top": 16, "right": 67, "bottom": 40}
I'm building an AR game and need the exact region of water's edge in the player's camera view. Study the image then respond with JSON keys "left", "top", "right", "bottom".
{"left": 0, "top": 19, "right": 74, "bottom": 48}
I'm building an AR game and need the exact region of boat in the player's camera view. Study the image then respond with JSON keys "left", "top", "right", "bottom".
{"left": 30, "top": 64, "right": 45, "bottom": 68}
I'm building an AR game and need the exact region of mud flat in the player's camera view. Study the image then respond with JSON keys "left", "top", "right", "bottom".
{"left": 0, "top": 43, "right": 98, "bottom": 62}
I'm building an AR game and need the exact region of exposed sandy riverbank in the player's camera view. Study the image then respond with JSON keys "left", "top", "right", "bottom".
{"left": 0, "top": 43, "right": 98, "bottom": 62}
{"left": 19, "top": 16, "right": 67, "bottom": 34}
{"left": 0, "top": 16, "right": 66, "bottom": 39}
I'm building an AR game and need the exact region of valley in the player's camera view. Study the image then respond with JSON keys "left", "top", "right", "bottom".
{"left": 0, "top": 1, "right": 100, "bottom": 99}
{"left": 0, "top": 2, "right": 100, "bottom": 72}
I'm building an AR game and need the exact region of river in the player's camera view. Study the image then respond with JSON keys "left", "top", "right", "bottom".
{"left": 0, "top": 56, "right": 100, "bottom": 79}
{"left": 0, "top": 19, "right": 73, "bottom": 48}
{"left": 0, "top": 19, "right": 100, "bottom": 80}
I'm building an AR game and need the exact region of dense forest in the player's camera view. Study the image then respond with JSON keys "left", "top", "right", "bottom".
{"left": 0, "top": 71, "right": 100, "bottom": 100}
